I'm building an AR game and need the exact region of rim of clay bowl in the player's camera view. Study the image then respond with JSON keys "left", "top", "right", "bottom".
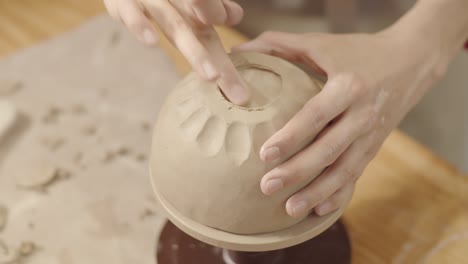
{"left": 150, "top": 165, "right": 351, "bottom": 252}
{"left": 216, "top": 63, "right": 283, "bottom": 111}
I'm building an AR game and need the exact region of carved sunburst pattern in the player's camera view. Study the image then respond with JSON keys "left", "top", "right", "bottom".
{"left": 172, "top": 57, "right": 320, "bottom": 166}
{"left": 177, "top": 95, "right": 253, "bottom": 166}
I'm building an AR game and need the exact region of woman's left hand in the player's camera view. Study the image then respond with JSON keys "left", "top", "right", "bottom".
{"left": 234, "top": 27, "right": 449, "bottom": 217}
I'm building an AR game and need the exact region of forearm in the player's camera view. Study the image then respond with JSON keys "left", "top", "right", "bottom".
{"left": 389, "top": 0, "right": 468, "bottom": 65}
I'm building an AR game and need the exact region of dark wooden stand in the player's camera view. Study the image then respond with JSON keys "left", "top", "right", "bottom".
{"left": 156, "top": 220, "right": 351, "bottom": 264}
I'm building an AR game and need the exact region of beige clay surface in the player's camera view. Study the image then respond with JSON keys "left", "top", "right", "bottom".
{"left": 0, "top": 17, "right": 177, "bottom": 264}
{"left": 150, "top": 52, "right": 351, "bottom": 251}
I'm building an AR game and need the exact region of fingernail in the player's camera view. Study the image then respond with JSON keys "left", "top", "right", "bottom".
{"left": 263, "top": 178, "right": 283, "bottom": 195}
{"left": 316, "top": 203, "right": 332, "bottom": 216}
{"left": 289, "top": 200, "right": 307, "bottom": 217}
{"left": 202, "top": 62, "right": 219, "bottom": 80}
{"left": 229, "top": 84, "right": 250, "bottom": 105}
{"left": 261, "top": 147, "right": 280, "bottom": 163}
{"left": 143, "top": 28, "right": 157, "bottom": 44}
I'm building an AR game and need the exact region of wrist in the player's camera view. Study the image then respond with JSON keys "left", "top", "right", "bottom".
{"left": 387, "top": 0, "right": 468, "bottom": 67}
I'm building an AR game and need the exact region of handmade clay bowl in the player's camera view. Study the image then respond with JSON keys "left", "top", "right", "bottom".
{"left": 150, "top": 52, "right": 351, "bottom": 251}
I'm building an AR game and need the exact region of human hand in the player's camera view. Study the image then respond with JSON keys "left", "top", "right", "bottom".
{"left": 104, "top": 0, "right": 250, "bottom": 105}
{"left": 234, "top": 28, "right": 449, "bottom": 217}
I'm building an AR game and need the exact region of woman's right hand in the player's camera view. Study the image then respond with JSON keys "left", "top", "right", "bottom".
{"left": 104, "top": 0, "right": 250, "bottom": 105}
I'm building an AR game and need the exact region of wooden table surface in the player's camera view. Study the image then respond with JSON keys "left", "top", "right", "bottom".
{"left": 1, "top": 1, "right": 467, "bottom": 263}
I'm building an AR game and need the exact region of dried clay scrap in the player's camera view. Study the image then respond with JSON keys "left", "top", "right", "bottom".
{"left": 16, "top": 165, "right": 71, "bottom": 193}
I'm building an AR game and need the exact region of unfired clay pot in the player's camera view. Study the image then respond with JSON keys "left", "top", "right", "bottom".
{"left": 150, "top": 52, "right": 351, "bottom": 251}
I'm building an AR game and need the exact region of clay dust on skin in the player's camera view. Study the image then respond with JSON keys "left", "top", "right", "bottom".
{"left": 374, "top": 89, "right": 389, "bottom": 114}
{"left": 371, "top": 88, "right": 391, "bottom": 128}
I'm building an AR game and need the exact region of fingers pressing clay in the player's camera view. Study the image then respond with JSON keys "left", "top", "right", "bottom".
{"left": 141, "top": 0, "right": 220, "bottom": 81}
{"left": 260, "top": 76, "right": 355, "bottom": 164}
{"left": 260, "top": 112, "right": 363, "bottom": 197}
{"left": 169, "top": 0, "right": 249, "bottom": 105}
{"left": 285, "top": 142, "right": 365, "bottom": 218}
{"left": 217, "top": 73, "right": 251, "bottom": 106}
{"left": 107, "top": 0, "right": 249, "bottom": 105}
{"left": 200, "top": 34, "right": 250, "bottom": 105}
{"left": 159, "top": 0, "right": 249, "bottom": 105}
{"left": 117, "top": 0, "right": 159, "bottom": 45}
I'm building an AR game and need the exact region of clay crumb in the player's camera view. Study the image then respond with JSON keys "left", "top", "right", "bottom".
{"left": 141, "top": 122, "right": 151, "bottom": 132}
{"left": 102, "top": 151, "right": 116, "bottom": 163}
{"left": 135, "top": 153, "right": 146, "bottom": 162}
{"left": 101, "top": 145, "right": 130, "bottom": 163}
{"left": 0, "top": 80, "right": 23, "bottom": 96}
{"left": 228, "top": 106, "right": 233, "bottom": 110}
{"left": 109, "top": 31, "right": 121, "bottom": 47}
{"left": 0, "top": 241, "right": 37, "bottom": 264}
{"left": 71, "top": 104, "right": 87, "bottom": 115}
{"left": 0, "top": 205, "right": 7, "bottom": 232}
{"left": 99, "top": 88, "right": 108, "bottom": 98}
{"left": 82, "top": 124, "right": 97, "bottom": 136}
{"left": 139, "top": 208, "right": 155, "bottom": 221}
{"left": 40, "top": 136, "right": 65, "bottom": 151}
{"left": 57, "top": 167, "right": 70, "bottom": 176}
{"left": 73, "top": 152, "right": 87, "bottom": 170}
{"left": 116, "top": 146, "right": 130, "bottom": 156}
{"left": 27, "top": 222, "right": 34, "bottom": 230}
{"left": 73, "top": 152, "right": 83, "bottom": 163}
{"left": 42, "top": 106, "right": 62, "bottom": 124}
{"left": 16, "top": 167, "right": 71, "bottom": 193}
